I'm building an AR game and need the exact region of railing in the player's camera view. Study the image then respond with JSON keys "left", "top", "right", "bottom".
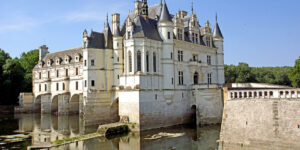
{"left": 190, "top": 83, "right": 220, "bottom": 89}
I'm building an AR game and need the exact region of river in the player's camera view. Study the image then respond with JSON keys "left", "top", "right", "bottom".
{"left": 0, "top": 114, "right": 221, "bottom": 150}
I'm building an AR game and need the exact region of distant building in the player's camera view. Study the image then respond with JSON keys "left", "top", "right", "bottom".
{"left": 19, "top": 0, "right": 225, "bottom": 130}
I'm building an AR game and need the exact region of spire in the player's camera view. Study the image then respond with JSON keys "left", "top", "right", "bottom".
{"left": 213, "top": 14, "right": 223, "bottom": 39}
{"left": 159, "top": 0, "right": 172, "bottom": 22}
{"left": 105, "top": 13, "right": 109, "bottom": 27}
{"left": 191, "top": 1, "right": 194, "bottom": 14}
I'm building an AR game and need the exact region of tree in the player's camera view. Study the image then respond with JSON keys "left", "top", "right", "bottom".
{"left": 289, "top": 57, "right": 300, "bottom": 88}
{"left": 2, "top": 58, "right": 25, "bottom": 105}
{"left": 19, "top": 49, "right": 39, "bottom": 92}
{"left": 235, "top": 63, "right": 255, "bottom": 83}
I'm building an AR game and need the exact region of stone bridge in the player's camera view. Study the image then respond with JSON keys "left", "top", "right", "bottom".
{"left": 34, "top": 93, "right": 83, "bottom": 115}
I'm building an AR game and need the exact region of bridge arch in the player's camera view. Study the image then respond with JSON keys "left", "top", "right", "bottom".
{"left": 69, "top": 94, "right": 80, "bottom": 114}
{"left": 51, "top": 95, "right": 59, "bottom": 114}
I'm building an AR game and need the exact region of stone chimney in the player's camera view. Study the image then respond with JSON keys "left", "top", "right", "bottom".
{"left": 135, "top": 1, "right": 143, "bottom": 17}
{"left": 39, "top": 45, "right": 48, "bottom": 61}
{"left": 112, "top": 13, "right": 120, "bottom": 35}
{"left": 178, "top": 10, "right": 187, "bottom": 18}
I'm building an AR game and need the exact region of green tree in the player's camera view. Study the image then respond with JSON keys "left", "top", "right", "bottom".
{"left": 235, "top": 63, "right": 255, "bottom": 83}
{"left": 289, "top": 57, "right": 300, "bottom": 88}
{"left": 19, "top": 49, "right": 39, "bottom": 91}
{"left": 2, "top": 58, "right": 25, "bottom": 105}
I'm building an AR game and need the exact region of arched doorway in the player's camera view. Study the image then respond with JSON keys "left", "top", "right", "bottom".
{"left": 193, "top": 72, "right": 199, "bottom": 85}
{"left": 51, "top": 95, "right": 58, "bottom": 114}
{"left": 69, "top": 94, "right": 80, "bottom": 114}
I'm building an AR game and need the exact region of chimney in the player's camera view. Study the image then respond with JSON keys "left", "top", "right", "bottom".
{"left": 112, "top": 13, "right": 120, "bottom": 35}
{"left": 178, "top": 10, "right": 187, "bottom": 18}
{"left": 135, "top": 1, "right": 142, "bottom": 16}
{"left": 39, "top": 45, "right": 48, "bottom": 61}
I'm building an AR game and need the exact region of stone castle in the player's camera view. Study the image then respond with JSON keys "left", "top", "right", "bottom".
{"left": 18, "top": 0, "right": 225, "bottom": 130}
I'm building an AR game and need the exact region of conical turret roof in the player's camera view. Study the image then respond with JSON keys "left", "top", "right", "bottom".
{"left": 213, "top": 15, "right": 223, "bottom": 39}
{"left": 159, "top": 0, "right": 172, "bottom": 22}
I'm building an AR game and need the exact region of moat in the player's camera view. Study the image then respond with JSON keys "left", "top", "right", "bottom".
{"left": 0, "top": 114, "right": 221, "bottom": 150}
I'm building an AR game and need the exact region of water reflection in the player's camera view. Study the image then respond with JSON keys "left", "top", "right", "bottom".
{"left": 15, "top": 114, "right": 221, "bottom": 150}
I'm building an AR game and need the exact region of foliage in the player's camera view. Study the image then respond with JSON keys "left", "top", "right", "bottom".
{"left": 0, "top": 49, "right": 39, "bottom": 105}
{"left": 225, "top": 62, "right": 292, "bottom": 86}
{"left": 289, "top": 57, "right": 300, "bottom": 88}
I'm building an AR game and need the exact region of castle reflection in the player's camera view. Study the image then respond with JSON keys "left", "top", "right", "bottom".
{"left": 14, "top": 114, "right": 220, "bottom": 150}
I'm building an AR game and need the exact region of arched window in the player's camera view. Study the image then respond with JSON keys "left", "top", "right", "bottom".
{"left": 137, "top": 51, "right": 141, "bottom": 71}
{"left": 128, "top": 51, "right": 132, "bottom": 72}
{"left": 146, "top": 51, "right": 149, "bottom": 72}
{"left": 153, "top": 52, "right": 156, "bottom": 72}
{"left": 194, "top": 72, "right": 199, "bottom": 84}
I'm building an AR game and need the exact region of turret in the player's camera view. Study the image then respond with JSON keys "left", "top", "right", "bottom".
{"left": 83, "top": 29, "right": 88, "bottom": 48}
{"left": 158, "top": 0, "right": 173, "bottom": 43}
{"left": 103, "top": 14, "right": 113, "bottom": 49}
{"left": 213, "top": 14, "right": 225, "bottom": 85}
{"left": 39, "top": 45, "right": 48, "bottom": 61}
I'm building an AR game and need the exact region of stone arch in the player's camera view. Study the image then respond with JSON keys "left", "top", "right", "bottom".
{"left": 69, "top": 94, "right": 80, "bottom": 114}
{"left": 34, "top": 95, "right": 42, "bottom": 112}
{"left": 51, "top": 95, "right": 59, "bottom": 114}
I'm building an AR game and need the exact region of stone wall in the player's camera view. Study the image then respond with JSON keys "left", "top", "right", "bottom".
{"left": 195, "top": 89, "right": 223, "bottom": 126}
{"left": 220, "top": 99, "right": 300, "bottom": 148}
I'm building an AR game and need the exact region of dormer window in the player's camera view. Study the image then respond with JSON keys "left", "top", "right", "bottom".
{"left": 206, "top": 37, "right": 211, "bottom": 47}
{"left": 65, "top": 55, "right": 70, "bottom": 64}
{"left": 127, "top": 31, "right": 131, "bottom": 39}
{"left": 74, "top": 53, "right": 81, "bottom": 62}
{"left": 55, "top": 57, "right": 61, "bottom": 65}
{"left": 39, "top": 61, "right": 44, "bottom": 68}
{"left": 47, "top": 59, "right": 52, "bottom": 67}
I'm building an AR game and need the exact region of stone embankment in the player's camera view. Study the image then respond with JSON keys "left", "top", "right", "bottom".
{"left": 27, "top": 122, "right": 130, "bottom": 150}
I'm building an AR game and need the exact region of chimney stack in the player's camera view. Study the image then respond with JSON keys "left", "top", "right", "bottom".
{"left": 39, "top": 45, "right": 49, "bottom": 61}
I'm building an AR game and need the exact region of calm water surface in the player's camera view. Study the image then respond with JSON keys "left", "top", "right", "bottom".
{"left": 0, "top": 114, "right": 221, "bottom": 150}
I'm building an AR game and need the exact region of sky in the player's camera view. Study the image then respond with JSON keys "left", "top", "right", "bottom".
{"left": 0, "top": 0, "right": 299, "bottom": 67}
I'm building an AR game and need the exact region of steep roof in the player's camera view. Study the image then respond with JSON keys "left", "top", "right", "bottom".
{"left": 159, "top": 1, "right": 172, "bottom": 22}
{"left": 132, "top": 16, "right": 162, "bottom": 41}
{"left": 87, "top": 31, "right": 105, "bottom": 49}
{"left": 213, "top": 22, "right": 223, "bottom": 39}
{"left": 103, "top": 21, "right": 113, "bottom": 49}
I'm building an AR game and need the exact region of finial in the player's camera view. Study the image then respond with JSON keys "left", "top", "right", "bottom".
{"left": 216, "top": 13, "right": 218, "bottom": 22}
{"left": 106, "top": 13, "right": 108, "bottom": 23}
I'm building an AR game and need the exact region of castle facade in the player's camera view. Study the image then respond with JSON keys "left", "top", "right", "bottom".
{"left": 28, "top": 0, "right": 225, "bottom": 130}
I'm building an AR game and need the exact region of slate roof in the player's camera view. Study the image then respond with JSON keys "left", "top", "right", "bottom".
{"left": 159, "top": 1, "right": 172, "bottom": 22}
{"left": 87, "top": 31, "right": 105, "bottom": 49}
{"left": 213, "top": 22, "right": 223, "bottom": 39}
{"left": 36, "top": 47, "right": 83, "bottom": 68}
{"left": 132, "top": 16, "right": 162, "bottom": 41}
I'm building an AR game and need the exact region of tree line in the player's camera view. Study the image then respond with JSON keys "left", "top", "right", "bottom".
{"left": 0, "top": 49, "right": 39, "bottom": 105}
{"left": 0, "top": 48, "right": 299, "bottom": 105}
{"left": 225, "top": 59, "right": 300, "bottom": 88}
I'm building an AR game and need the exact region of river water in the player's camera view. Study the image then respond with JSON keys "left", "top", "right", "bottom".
{"left": 0, "top": 114, "right": 221, "bottom": 150}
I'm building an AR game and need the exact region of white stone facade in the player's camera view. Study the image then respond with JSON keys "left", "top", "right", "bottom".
{"left": 29, "top": 0, "right": 225, "bottom": 130}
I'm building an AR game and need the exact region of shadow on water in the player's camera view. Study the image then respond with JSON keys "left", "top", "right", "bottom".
{"left": 0, "top": 113, "right": 222, "bottom": 150}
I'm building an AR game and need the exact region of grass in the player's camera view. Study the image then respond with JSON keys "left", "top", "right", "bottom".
{"left": 54, "top": 133, "right": 100, "bottom": 145}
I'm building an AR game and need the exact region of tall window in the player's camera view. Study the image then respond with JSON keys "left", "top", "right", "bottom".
{"left": 128, "top": 51, "right": 132, "bottom": 72}
{"left": 39, "top": 72, "right": 42, "bottom": 79}
{"left": 65, "top": 69, "right": 69, "bottom": 77}
{"left": 153, "top": 52, "right": 157, "bottom": 72}
{"left": 62, "top": 83, "right": 65, "bottom": 90}
{"left": 146, "top": 52, "right": 149, "bottom": 72}
{"left": 48, "top": 71, "right": 50, "bottom": 79}
{"left": 206, "top": 37, "right": 211, "bottom": 47}
{"left": 207, "top": 55, "right": 211, "bottom": 65}
{"left": 56, "top": 70, "right": 59, "bottom": 77}
{"left": 76, "top": 82, "right": 78, "bottom": 90}
{"left": 84, "top": 60, "right": 87, "bottom": 66}
{"left": 91, "top": 80, "right": 95, "bottom": 87}
{"left": 76, "top": 68, "right": 79, "bottom": 75}
{"left": 39, "top": 84, "right": 41, "bottom": 92}
{"left": 178, "top": 50, "right": 183, "bottom": 61}
{"left": 192, "top": 33, "right": 195, "bottom": 43}
{"left": 127, "top": 31, "right": 131, "bottom": 39}
{"left": 171, "top": 52, "right": 173, "bottom": 59}
{"left": 194, "top": 72, "right": 199, "bottom": 84}
{"left": 44, "top": 84, "right": 47, "bottom": 91}
{"left": 91, "top": 60, "right": 95, "bottom": 66}
{"left": 137, "top": 51, "right": 141, "bottom": 71}
{"left": 193, "top": 54, "right": 198, "bottom": 61}
{"left": 56, "top": 83, "right": 59, "bottom": 91}
{"left": 85, "top": 80, "right": 87, "bottom": 87}
{"left": 178, "top": 71, "right": 184, "bottom": 85}
{"left": 177, "top": 29, "right": 183, "bottom": 40}
{"left": 195, "top": 34, "right": 199, "bottom": 43}
{"left": 208, "top": 73, "right": 212, "bottom": 84}
{"left": 168, "top": 32, "right": 171, "bottom": 39}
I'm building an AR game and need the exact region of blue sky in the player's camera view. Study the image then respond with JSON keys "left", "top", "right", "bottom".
{"left": 0, "top": 0, "right": 299, "bottom": 67}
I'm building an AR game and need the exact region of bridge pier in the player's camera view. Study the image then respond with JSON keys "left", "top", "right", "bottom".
{"left": 41, "top": 94, "right": 51, "bottom": 114}
{"left": 58, "top": 94, "right": 70, "bottom": 115}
